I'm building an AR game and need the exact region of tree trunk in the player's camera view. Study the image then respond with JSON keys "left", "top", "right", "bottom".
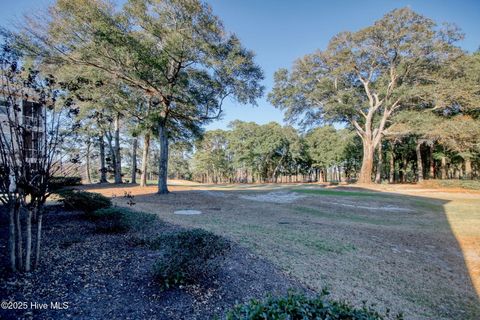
{"left": 359, "top": 139, "right": 375, "bottom": 184}
{"left": 99, "top": 134, "right": 107, "bottom": 183}
{"left": 25, "top": 208, "right": 32, "bottom": 272}
{"left": 85, "top": 141, "right": 92, "bottom": 184}
{"left": 15, "top": 204, "right": 23, "bottom": 270}
{"left": 464, "top": 156, "right": 472, "bottom": 179}
{"left": 416, "top": 140, "right": 424, "bottom": 183}
{"left": 9, "top": 203, "right": 16, "bottom": 271}
{"left": 389, "top": 141, "right": 395, "bottom": 184}
{"left": 131, "top": 137, "right": 138, "bottom": 184}
{"left": 429, "top": 144, "right": 435, "bottom": 179}
{"left": 375, "top": 142, "right": 383, "bottom": 184}
{"left": 140, "top": 132, "right": 150, "bottom": 187}
{"left": 440, "top": 156, "right": 447, "bottom": 179}
{"left": 34, "top": 210, "right": 42, "bottom": 269}
{"left": 114, "top": 113, "right": 122, "bottom": 184}
{"left": 157, "top": 122, "right": 169, "bottom": 194}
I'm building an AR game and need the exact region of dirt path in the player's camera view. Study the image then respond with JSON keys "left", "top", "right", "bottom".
{"left": 85, "top": 182, "right": 480, "bottom": 320}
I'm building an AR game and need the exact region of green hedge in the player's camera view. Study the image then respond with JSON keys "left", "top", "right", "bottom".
{"left": 49, "top": 176, "right": 82, "bottom": 191}
{"left": 226, "top": 291, "right": 402, "bottom": 320}
{"left": 58, "top": 190, "right": 112, "bottom": 213}
{"left": 152, "top": 229, "right": 230, "bottom": 289}
{"left": 89, "top": 207, "right": 156, "bottom": 233}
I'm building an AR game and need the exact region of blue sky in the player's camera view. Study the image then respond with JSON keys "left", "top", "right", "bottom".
{"left": 1, "top": 0, "right": 479, "bottom": 130}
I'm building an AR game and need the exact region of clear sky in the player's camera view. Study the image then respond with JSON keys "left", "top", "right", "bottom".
{"left": 1, "top": 0, "right": 479, "bottom": 130}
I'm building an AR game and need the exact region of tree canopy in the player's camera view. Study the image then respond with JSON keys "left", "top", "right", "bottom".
{"left": 269, "top": 7, "right": 464, "bottom": 183}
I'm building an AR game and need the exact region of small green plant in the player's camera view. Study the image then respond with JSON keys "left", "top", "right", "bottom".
{"left": 89, "top": 207, "right": 156, "bottom": 233}
{"left": 226, "top": 290, "right": 403, "bottom": 320}
{"left": 58, "top": 190, "right": 112, "bottom": 213}
{"left": 152, "top": 229, "right": 230, "bottom": 290}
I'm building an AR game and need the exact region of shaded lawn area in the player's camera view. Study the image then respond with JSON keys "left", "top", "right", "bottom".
{"left": 0, "top": 206, "right": 306, "bottom": 320}
{"left": 85, "top": 183, "right": 480, "bottom": 320}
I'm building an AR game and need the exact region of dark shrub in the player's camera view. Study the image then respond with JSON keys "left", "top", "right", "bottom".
{"left": 153, "top": 229, "right": 230, "bottom": 289}
{"left": 226, "top": 290, "right": 402, "bottom": 320}
{"left": 90, "top": 207, "right": 156, "bottom": 233}
{"left": 49, "top": 176, "right": 82, "bottom": 191}
{"left": 58, "top": 190, "right": 112, "bottom": 213}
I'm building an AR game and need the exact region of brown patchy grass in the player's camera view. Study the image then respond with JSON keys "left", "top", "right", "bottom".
{"left": 84, "top": 181, "right": 480, "bottom": 320}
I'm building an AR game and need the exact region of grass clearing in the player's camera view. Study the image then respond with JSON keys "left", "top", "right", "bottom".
{"left": 85, "top": 182, "right": 480, "bottom": 320}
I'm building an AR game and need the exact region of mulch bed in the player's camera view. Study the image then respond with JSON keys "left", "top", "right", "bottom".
{"left": 0, "top": 205, "right": 307, "bottom": 320}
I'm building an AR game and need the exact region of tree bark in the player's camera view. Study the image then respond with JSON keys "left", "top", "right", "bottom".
{"left": 140, "top": 132, "right": 150, "bottom": 187}
{"left": 131, "top": 137, "right": 138, "bottom": 184}
{"left": 464, "top": 156, "right": 472, "bottom": 179}
{"left": 359, "top": 139, "right": 375, "bottom": 184}
{"left": 34, "top": 210, "right": 42, "bottom": 269}
{"left": 16, "top": 204, "right": 23, "bottom": 270}
{"left": 99, "top": 134, "right": 107, "bottom": 183}
{"left": 25, "top": 208, "right": 32, "bottom": 272}
{"left": 114, "top": 112, "right": 122, "bottom": 184}
{"left": 429, "top": 144, "right": 435, "bottom": 179}
{"left": 416, "top": 140, "right": 424, "bottom": 183}
{"left": 389, "top": 141, "right": 395, "bottom": 184}
{"left": 440, "top": 156, "right": 447, "bottom": 180}
{"left": 85, "top": 141, "right": 92, "bottom": 184}
{"left": 9, "top": 204, "right": 16, "bottom": 271}
{"left": 157, "top": 122, "right": 169, "bottom": 194}
{"left": 375, "top": 142, "right": 383, "bottom": 184}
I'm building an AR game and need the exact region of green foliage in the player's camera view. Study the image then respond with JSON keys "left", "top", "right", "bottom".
{"left": 192, "top": 121, "right": 311, "bottom": 183}
{"left": 58, "top": 190, "right": 112, "bottom": 213}
{"left": 305, "top": 126, "right": 354, "bottom": 169}
{"left": 49, "top": 176, "right": 82, "bottom": 191}
{"left": 168, "top": 141, "right": 193, "bottom": 180}
{"left": 268, "top": 7, "right": 464, "bottom": 182}
{"left": 226, "top": 290, "right": 402, "bottom": 320}
{"left": 87, "top": 207, "right": 156, "bottom": 233}
{"left": 152, "top": 229, "right": 230, "bottom": 290}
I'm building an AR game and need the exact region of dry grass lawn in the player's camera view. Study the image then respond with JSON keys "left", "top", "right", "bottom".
{"left": 84, "top": 181, "right": 480, "bottom": 320}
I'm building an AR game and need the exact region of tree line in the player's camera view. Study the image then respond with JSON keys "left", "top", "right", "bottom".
{"left": 169, "top": 115, "right": 480, "bottom": 184}
{"left": 10, "top": 3, "right": 476, "bottom": 190}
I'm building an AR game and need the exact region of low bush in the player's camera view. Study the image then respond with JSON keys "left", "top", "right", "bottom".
{"left": 49, "top": 176, "right": 82, "bottom": 191}
{"left": 58, "top": 190, "right": 112, "bottom": 213}
{"left": 89, "top": 207, "right": 156, "bottom": 233}
{"left": 226, "top": 290, "right": 402, "bottom": 320}
{"left": 152, "top": 229, "right": 230, "bottom": 289}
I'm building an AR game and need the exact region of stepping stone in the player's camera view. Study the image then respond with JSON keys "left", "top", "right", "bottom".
{"left": 174, "top": 210, "right": 202, "bottom": 215}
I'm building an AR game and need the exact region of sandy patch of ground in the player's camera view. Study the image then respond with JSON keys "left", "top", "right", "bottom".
{"left": 328, "top": 201, "right": 414, "bottom": 212}
{"left": 240, "top": 191, "right": 306, "bottom": 204}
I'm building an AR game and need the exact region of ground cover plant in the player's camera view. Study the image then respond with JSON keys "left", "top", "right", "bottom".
{"left": 58, "top": 190, "right": 112, "bottom": 213}
{"left": 87, "top": 207, "right": 156, "bottom": 233}
{"left": 152, "top": 229, "right": 231, "bottom": 289}
{"left": 226, "top": 290, "right": 403, "bottom": 320}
